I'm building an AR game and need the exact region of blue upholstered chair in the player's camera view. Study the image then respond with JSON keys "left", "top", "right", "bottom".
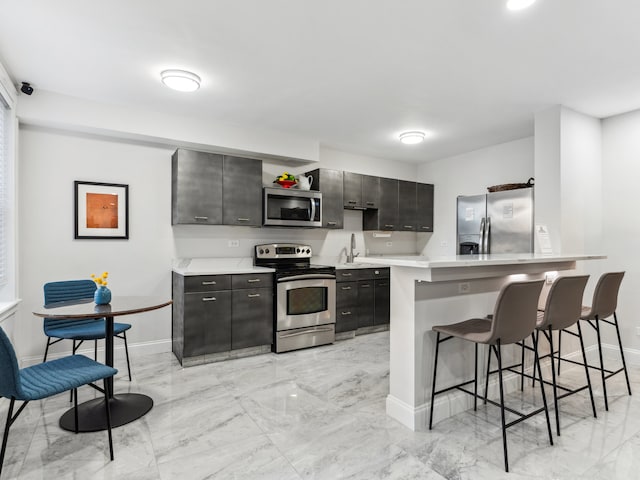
{"left": 0, "top": 326, "right": 117, "bottom": 475}
{"left": 43, "top": 280, "right": 132, "bottom": 380}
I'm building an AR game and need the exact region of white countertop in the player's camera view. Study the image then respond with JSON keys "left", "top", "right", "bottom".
{"left": 355, "top": 253, "right": 606, "bottom": 269}
{"left": 173, "top": 258, "right": 274, "bottom": 276}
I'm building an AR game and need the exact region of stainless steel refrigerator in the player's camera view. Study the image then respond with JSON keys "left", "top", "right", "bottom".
{"left": 456, "top": 188, "right": 534, "bottom": 255}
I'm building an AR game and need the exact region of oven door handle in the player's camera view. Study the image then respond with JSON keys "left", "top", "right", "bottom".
{"left": 278, "top": 326, "right": 334, "bottom": 338}
{"left": 278, "top": 273, "right": 336, "bottom": 282}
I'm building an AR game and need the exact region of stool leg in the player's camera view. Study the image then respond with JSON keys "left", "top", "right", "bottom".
{"left": 595, "top": 316, "right": 609, "bottom": 411}
{"left": 613, "top": 312, "right": 632, "bottom": 396}
{"left": 495, "top": 341, "right": 509, "bottom": 473}
{"left": 484, "top": 346, "right": 492, "bottom": 405}
{"left": 557, "top": 330, "right": 563, "bottom": 375}
{"left": 577, "top": 322, "right": 597, "bottom": 418}
{"left": 547, "top": 327, "right": 560, "bottom": 436}
{"left": 531, "top": 330, "right": 539, "bottom": 388}
{"left": 474, "top": 343, "right": 478, "bottom": 411}
{"left": 533, "top": 331, "right": 554, "bottom": 447}
{"left": 520, "top": 339, "right": 525, "bottom": 391}
{"left": 428, "top": 332, "right": 441, "bottom": 430}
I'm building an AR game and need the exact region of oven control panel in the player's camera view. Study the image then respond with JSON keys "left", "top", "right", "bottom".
{"left": 255, "top": 243, "right": 312, "bottom": 259}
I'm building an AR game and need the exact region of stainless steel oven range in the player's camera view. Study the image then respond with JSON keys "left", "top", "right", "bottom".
{"left": 254, "top": 243, "right": 336, "bottom": 353}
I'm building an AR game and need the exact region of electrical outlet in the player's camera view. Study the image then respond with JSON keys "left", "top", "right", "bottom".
{"left": 228, "top": 240, "right": 240, "bottom": 247}
{"left": 545, "top": 272, "right": 557, "bottom": 285}
{"left": 386, "top": 242, "right": 393, "bottom": 247}
{"left": 458, "top": 282, "right": 471, "bottom": 294}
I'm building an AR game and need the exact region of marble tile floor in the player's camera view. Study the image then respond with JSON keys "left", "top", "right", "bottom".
{"left": 2, "top": 331, "right": 640, "bottom": 479}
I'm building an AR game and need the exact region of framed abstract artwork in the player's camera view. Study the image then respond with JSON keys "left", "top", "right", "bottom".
{"left": 74, "top": 181, "right": 129, "bottom": 239}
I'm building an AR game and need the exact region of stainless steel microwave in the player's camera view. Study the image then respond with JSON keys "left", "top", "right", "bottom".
{"left": 263, "top": 187, "right": 322, "bottom": 227}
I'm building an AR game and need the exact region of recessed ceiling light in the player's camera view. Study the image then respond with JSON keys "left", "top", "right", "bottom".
{"left": 160, "top": 70, "right": 201, "bottom": 92}
{"left": 398, "top": 131, "right": 426, "bottom": 145}
{"left": 506, "top": 0, "right": 536, "bottom": 11}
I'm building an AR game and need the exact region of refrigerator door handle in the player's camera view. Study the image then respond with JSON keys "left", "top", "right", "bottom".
{"left": 479, "top": 217, "right": 486, "bottom": 254}
{"left": 485, "top": 217, "right": 491, "bottom": 254}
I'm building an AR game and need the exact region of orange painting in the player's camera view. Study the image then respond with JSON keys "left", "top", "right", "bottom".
{"left": 86, "top": 193, "right": 119, "bottom": 228}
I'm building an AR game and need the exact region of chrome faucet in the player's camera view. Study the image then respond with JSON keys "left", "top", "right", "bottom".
{"left": 347, "top": 233, "right": 359, "bottom": 263}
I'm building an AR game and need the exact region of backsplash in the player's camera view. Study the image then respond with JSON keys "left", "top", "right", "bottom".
{"left": 172, "top": 210, "right": 423, "bottom": 262}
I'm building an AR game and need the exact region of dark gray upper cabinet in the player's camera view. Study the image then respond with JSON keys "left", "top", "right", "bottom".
{"left": 362, "top": 175, "right": 380, "bottom": 209}
{"left": 343, "top": 172, "right": 363, "bottom": 209}
{"left": 417, "top": 183, "right": 434, "bottom": 232}
{"left": 222, "top": 156, "right": 262, "bottom": 226}
{"left": 172, "top": 149, "right": 223, "bottom": 225}
{"left": 398, "top": 181, "right": 417, "bottom": 232}
{"left": 172, "top": 149, "right": 263, "bottom": 226}
{"left": 363, "top": 177, "right": 398, "bottom": 231}
{"left": 344, "top": 173, "right": 380, "bottom": 210}
{"left": 306, "top": 168, "right": 344, "bottom": 229}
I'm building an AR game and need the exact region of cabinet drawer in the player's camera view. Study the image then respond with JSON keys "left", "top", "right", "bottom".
{"left": 336, "top": 269, "right": 359, "bottom": 282}
{"left": 231, "top": 273, "right": 273, "bottom": 289}
{"left": 184, "top": 275, "right": 232, "bottom": 292}
{"left": 358, "top": 268, "right": 390, "bottom": 280}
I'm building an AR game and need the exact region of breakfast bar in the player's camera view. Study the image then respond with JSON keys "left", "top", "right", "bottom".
{"left": 355, "top": 253, "right": 605, "bottom": 431}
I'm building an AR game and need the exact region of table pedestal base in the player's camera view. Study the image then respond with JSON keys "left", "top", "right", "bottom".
{"left": 59, "top": 393, "right": 153, "bottom": 432}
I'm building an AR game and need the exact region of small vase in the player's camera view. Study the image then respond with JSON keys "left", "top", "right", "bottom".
{"left": 94, "top": 286, "right": 112, "bottom": 305}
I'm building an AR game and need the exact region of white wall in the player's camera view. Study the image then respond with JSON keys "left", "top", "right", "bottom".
{"left": 600, "top": 109, "right": 640, "bottom": 351}
{"left": 417, "top": 137, "right": 534, "bottom": 256}
{"left": 16, "top": 125, "right": 419, "bottom": 362}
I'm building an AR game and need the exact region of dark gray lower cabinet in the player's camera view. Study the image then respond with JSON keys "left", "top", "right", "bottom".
{"left": 357, "top": 280, "right": 375, "bottom": 328}
{"left": 336, "top": 281, "right": 358, "bottom": 333}
{"left": 232, "top": 287, "right": 273, "bottom": 349}
{"left": 183, "top": 290, "right": 232, "bottom": 357}
{"left": 172, "top": 272, "right": 273, "bottom": 365}
{"left": 335, "top": 268, "right": 390, "bottom": 333}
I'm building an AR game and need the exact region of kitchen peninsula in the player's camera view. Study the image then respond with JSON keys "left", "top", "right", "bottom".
{"left": 354, "top": 253, "right": 605, "bottom": 431}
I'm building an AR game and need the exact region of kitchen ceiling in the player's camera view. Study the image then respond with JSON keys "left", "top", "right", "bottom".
{"left": 1, "top": 0, "right": 639, "bottom": 163}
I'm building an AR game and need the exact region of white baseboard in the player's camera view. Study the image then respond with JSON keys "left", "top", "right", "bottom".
{"left": 20, "top": 339, "right": 172, "bottom": 368}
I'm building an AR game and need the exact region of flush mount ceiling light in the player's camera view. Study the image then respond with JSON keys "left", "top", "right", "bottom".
{"left": 160, "top": 70, "right": 201, "bottom": 92}
{"left": 398, "top": 131, "right": 426, "bottom": 145}
{"left": 506, "top": 0, "right": 536, "bottom": 11}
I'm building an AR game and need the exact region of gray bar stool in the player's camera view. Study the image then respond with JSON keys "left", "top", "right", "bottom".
{"left": 526, "top": 275, "right": 597, "bottom": 436}
{"left": 428, "top": 279, "right": 552, "bottom": 473}
{"left": 557, "top": 271, "right": 630, "bottom": 411}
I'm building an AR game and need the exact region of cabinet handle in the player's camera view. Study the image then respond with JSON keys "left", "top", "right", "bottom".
{"left": 247, "top": 293, "right": 261, "bottom": 298}
{"left": 237, "top": 218, "right": 250, "bottom": 222}
{"left": 404, "top": 225, "right": 414, "bottom": 229}
{"left": 341, "top": 286, "right": 352, "bottom": 290}
{"left": 247, "top": 279, "right": 261, "bottom": 283}
{"left": 378, "top": 283, "right": 389, "bottom": 287}
{"left": 341, "top": 311, "right": 352, "bottom": 316}
{"left": 327, "top": 221, "right": 337, "bottom": 226}
{"left": 201, "top": 281, "right": 217, "bottom": 285}
{"left": 202, "top": 297, "right": 217, "bottom": 302}
{"left": 384, "top": 224, "right": 394, "bottom": 228}
{"left": 194, "top": 216, "right": 209, "bottom": 220}
{"left": 361, "top": 283, "right": 371, "bottom": 288}
{"left": 347, "top": 200, "right": 357, "bottom": 204}
{"left": 366, "top": 202, "right": 375, "bottom": 206}
{"left": 421, "top": 226, "right": 431, "bottom": 230}
{"left": 341, "top": 273, "right": 352, "bottom": 277}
